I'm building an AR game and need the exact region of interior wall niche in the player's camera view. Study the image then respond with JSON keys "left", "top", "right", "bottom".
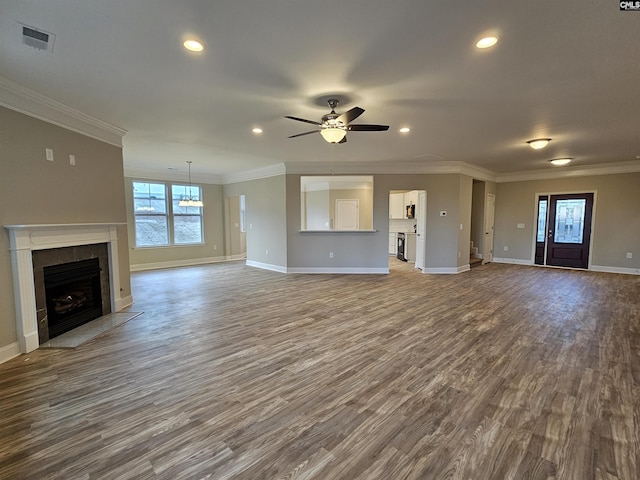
{"left": 32, "top": 243, "right": 111, "bottom": 344}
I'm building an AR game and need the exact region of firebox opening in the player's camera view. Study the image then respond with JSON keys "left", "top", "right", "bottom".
{"left": 44, "top": 258, "right": 103, "bottom": 339}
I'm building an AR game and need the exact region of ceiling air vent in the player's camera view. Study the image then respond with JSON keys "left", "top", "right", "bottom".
{"left": 21, "top": 24, "right": 55, "bottom": 52}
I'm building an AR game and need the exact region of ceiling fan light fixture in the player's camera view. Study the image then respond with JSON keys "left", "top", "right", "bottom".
{"left": 527, "top": 138, "right": 551, "bottom": 149}
{"left": 320, "top": 127, "right": 347, "bottom": 144}
{"left": 549, "top": 158, "right": 572, "bottom": 166}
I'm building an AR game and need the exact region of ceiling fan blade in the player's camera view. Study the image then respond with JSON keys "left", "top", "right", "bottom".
{"left": 288, "top": 130, "right": 320, "bottom": 138}
{"left": 284, "top": 115, "right": 323, "bottom": 127}
{"left": 337, "top": 106, "right": 365, "bottom": 124}
{"left": 338, "top": 136, "right": 347, "bottom": 144}
{"left": 348, "top": 124, "right": 390, "bottom": 131}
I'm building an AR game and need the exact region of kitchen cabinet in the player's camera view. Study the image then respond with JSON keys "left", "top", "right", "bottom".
{"left": 389, "top": 232, "right": 397, "bottom": 255}
{"left": 404, "top": 190, "right": 418, "bottom": 207}
{"left": 389, "top": 193, "right": 405, "bottom": 219}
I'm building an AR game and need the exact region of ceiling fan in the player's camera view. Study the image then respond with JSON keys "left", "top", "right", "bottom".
{"left": 285, "top": 99, "right": 389, "bottom": 144}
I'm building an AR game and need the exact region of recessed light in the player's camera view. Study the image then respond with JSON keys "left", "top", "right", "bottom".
{"left": 183, "top": 39, "right": 204, "bottom": 52}
{"left": 527, "top": 138, "right": 551, "bottom": 149}
{"left": 476, "top": 36, "right": 498, "bottom": 49}
{"left": 399, "top": 127, "right": 411, "bottom": 134}
{"left": 549, "top": 158, "right": 572, "bottom": 166}
{"left": 252, "top": 127, "right": 263, "bottom": 134}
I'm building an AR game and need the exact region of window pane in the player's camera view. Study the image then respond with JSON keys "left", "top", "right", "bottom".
{"left": 135, "top": 215, "right": 169, "bottom": 246}
{"left": 174, "top": 215, "right": 203, "bottom": 244}
{"left": 172, "top": 185, "right": 202, "bottom": 214}
{"left": 536, "top": 199, "right": 547, "bottom": 242}
{"left": 133, "top": 182, "right": 167, "bottom": 214}
{"left": 554, "top": 199, "right": 586, "bottom": 244}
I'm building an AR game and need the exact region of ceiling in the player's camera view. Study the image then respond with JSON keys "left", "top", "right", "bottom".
{"left": 2, "top": 0, "right": 640, "bottom": 179}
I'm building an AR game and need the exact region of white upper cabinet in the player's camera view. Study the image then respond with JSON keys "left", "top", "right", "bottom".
{"left": 389, "top": 193, "right": 405, "bottom": 219}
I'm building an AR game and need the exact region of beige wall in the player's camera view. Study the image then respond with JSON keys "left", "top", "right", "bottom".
{"left": 0, "top": 107, "right": 131, "bottom": 350}
{"left": 224, "top": 176, "right": 288, "bottom": 269}
{"left": 124, "top": 177, "right": 226, "bottom": 269}
{"left": 286, "top": 173, "right": 468, "bottom": 271}
{"left": 495, "top": 173, "right": 640, "bottom": 270}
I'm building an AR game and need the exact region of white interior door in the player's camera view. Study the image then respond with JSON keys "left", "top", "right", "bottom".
{"left": 416, "top": 190, "right": 426, "bottom": 270}
{"left": 483, "top": 193, "right": 495, "bottom": 263}
{"left": 335, "top": 199, "right": 359, "bottom": 230}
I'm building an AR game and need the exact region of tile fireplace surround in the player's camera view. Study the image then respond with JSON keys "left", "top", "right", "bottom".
{"left": 4, "top": 223, "right": 131, "bottom": 354}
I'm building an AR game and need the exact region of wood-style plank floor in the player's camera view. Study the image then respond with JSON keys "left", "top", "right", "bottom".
{"left": 1, "top": 260, "right": 639, "bottom": 479}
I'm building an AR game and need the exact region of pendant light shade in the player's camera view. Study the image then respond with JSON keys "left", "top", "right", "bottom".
{"left": 178, "top": 161, "right": 203, "bottom": 207}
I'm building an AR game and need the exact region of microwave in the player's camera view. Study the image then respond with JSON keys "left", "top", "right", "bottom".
{"left": 406, "top": 204, "right": 415, "bottom": 219}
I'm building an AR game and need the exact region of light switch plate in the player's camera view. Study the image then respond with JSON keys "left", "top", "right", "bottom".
{"left": 45, "top": 148, "right": 54, "bottom": 161}
{"left": 517, "top": 223, "right": 525, "bottom": 229}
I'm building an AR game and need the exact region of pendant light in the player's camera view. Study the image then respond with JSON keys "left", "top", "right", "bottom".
{"left": 178, "top": 161, "right": 204, "bottom": 207}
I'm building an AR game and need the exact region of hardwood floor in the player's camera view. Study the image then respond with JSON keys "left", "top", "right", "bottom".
{"left": 1, "top": 260, "right": 639, "bottom": 479}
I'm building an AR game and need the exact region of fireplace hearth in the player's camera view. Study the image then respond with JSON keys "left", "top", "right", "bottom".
{"left": 44, "top": 258, "right": 103, "bottom": 339}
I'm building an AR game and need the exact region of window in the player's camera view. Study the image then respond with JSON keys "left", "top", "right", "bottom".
{"left": 133, "top": 181, "right": 203, "bottom": 247}
{"left": 172, "top": 185, "right": 203, "bottom": 244}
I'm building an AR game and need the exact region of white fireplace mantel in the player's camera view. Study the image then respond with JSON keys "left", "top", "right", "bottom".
{"left": 4, "top": 223, "right": 130, "bottom": 354}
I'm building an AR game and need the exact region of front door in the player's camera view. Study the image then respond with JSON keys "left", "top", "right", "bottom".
{"left": 541, "top": 193, "right": 594, "bottom": 269}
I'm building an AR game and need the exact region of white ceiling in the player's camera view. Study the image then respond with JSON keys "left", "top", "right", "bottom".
{"left": 2, "top": 0, "right": 640, "bottom": 178}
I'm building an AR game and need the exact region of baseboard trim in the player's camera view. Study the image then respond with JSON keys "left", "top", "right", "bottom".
{"left": 286, "top": 267, "right": 389, "bottom": 274}
{"left": 116, "top": 295, "right": 134, "bottom": 311}
{"left": 591, "top": 265, "right": 640, "bottom": 275}
{"left": 493, "top": 257, "right": 534, "bottom": 266}
{"left": 246, "top": 260, "right": 287, "bottom": 273}
{"left": 422, "top": 265, "right": 470, "bottom": 274}
{"left": 130, "top": 256, "right": 228, "bottom": 272}
{"left": 0, "top": 342, "right": 21, "bottom": 364}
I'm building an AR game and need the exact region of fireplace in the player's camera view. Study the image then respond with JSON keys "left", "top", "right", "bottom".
{"left": 44, "top": 258, "right": 103, "bottom": 339}
{"left": 5, "top": 223, "right": 131, "bottom": 354}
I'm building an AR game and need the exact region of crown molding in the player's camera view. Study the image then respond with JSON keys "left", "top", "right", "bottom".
{"left": 222, "top": 163, "right": 286, "bottom": 184}
{"left": 284, "top": 160, "right": 498, "bottom": 181}
{"left": 496, "top": 161, "right": 640, "bottom": 183}
{"left": 0, "top": 75, "right": 126, "bottom": 147}
{"left": 124, "top": 165, "right": 223, "bottom": 185}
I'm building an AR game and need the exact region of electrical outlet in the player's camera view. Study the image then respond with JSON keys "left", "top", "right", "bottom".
{"left": 458, "top": 251, "right": 461, "bottom": 258}
{"left": 329, "top": 252, "right": 334, "bottom": 258}
{"left": 213, "top": 245, "right": 217, "bottom": 250}
{"left": 265, "top": 249, "right": 269, "bottom": 256}
{"left": 627, "top": 252, "right": 633, "bottom": 259}
{"left": 69, "top": 154, "right": 76, "bottom": 165}
{"left": 503, "top": 246, "right": 509, "bottom": 251}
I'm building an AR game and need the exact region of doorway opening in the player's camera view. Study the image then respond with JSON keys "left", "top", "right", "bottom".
{"left": 388, "top": 189, "right": 426, "bottom": 272}
{"left": 534, "top": 192, "right": 594, "bottom": 269}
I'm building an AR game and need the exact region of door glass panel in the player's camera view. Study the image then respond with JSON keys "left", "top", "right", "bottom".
{"left": 536, "top": 199, "right": 547, "bottom": 242}
{"left": 554, "top": 199, "right": 586, "bottom": 244}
